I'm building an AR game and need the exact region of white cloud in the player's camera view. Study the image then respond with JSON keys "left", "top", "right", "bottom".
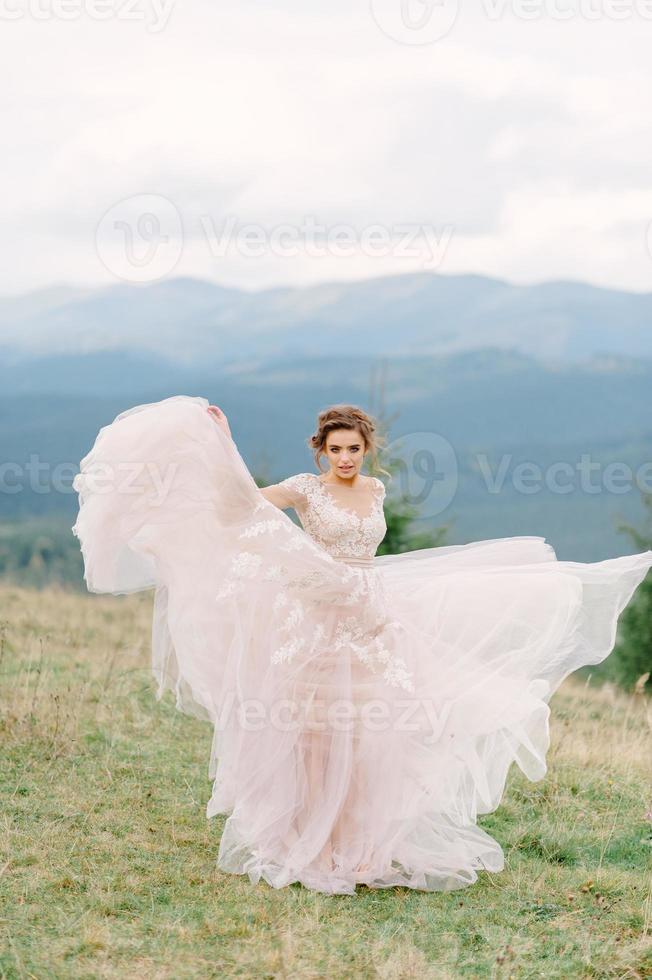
{"left": 1, "top": 0, "right": 652, "bottom": 293}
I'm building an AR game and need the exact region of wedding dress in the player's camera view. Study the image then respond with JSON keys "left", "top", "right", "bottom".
{"left": 71, "top": 394, "right": 652, "bottom": 895}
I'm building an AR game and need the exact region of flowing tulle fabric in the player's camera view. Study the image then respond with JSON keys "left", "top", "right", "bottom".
{"left": 72, "top": 395, "right": 652, "bottom": 894}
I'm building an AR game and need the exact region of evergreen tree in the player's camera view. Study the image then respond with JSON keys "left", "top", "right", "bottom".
{"left": 608, "top": 491, "right": 652, "bottom": 692}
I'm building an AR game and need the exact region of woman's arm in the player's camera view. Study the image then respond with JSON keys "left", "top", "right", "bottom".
{"left": 258, "top": 483, "right": 300, "bottom": 511}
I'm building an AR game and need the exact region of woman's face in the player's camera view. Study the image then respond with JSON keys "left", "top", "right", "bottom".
{"left": 323, "top": 428, "right": 366, "bottom": 480}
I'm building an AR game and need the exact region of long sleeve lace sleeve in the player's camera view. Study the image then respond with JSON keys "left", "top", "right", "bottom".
{"left": 259, "top": 474, "right": 308, "bottom": 512}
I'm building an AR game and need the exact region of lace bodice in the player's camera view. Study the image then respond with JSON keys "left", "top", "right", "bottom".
{"left": 275, "top": 473, "right": 387, "bottom": 563}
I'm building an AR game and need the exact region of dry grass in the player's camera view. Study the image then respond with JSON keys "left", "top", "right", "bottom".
{"left": 1, "top": 582, "right": 651, "bottom": 979}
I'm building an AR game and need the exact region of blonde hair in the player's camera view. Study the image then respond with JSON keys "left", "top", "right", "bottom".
{"left": 307, "top": 404, "right": 391, "bottom": 480}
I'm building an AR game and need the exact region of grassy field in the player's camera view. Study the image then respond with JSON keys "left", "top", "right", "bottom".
{"left": 1, "top": 583, "right": 651, "bottom": 980}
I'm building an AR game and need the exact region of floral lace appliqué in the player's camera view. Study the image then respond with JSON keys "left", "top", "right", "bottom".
{"left": 280, "top": 473, "right": 387, "bottom": 562}
{"left": 213, "top": 479, "right": 414, "bottom": 691}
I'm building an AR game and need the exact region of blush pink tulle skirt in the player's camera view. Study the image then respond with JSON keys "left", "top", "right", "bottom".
{"left": 71, "top": 395, "right": 652, "bottom": 894}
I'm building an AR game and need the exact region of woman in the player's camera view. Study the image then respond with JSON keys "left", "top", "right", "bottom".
{"left": 72, "top": 394, "right": 652, "bottom": 895}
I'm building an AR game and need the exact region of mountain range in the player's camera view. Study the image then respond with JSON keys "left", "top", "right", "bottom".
{"left": 2, "top": 271, "right": 652, "bottom": 368}
{"left": 1, "top": 270, "right": 651, "bottom": 564}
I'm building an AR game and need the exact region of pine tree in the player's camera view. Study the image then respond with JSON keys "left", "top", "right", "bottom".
{"left": 609, "top": 491, "right": 652, "bottom": 692}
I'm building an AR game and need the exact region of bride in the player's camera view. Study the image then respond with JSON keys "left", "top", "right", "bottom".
{"left": 71, "top": 394, "right": 652, "bottom": 895}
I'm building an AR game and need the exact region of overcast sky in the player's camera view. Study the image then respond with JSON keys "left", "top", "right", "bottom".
{"left": 3, "top": 0, "right": 652, "bottom": 295}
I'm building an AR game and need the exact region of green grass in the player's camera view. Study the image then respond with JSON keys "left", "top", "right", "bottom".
{"left": 1, "top": 584, "right": 651, "bottom": 979}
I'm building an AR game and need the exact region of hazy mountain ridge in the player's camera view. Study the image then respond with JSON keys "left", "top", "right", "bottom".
{"left": 1, "top": 270, "right": 651, "bottom": 561}
{"left": 1, "top": 271, "right": 651, "bottom": 365}
{"left": 2, "top": 346, "right": 651, "bottom": 561}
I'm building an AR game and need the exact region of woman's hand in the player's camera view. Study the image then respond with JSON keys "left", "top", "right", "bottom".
{"left": 207, "top": 405, "right": 233, "bottom": 441}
